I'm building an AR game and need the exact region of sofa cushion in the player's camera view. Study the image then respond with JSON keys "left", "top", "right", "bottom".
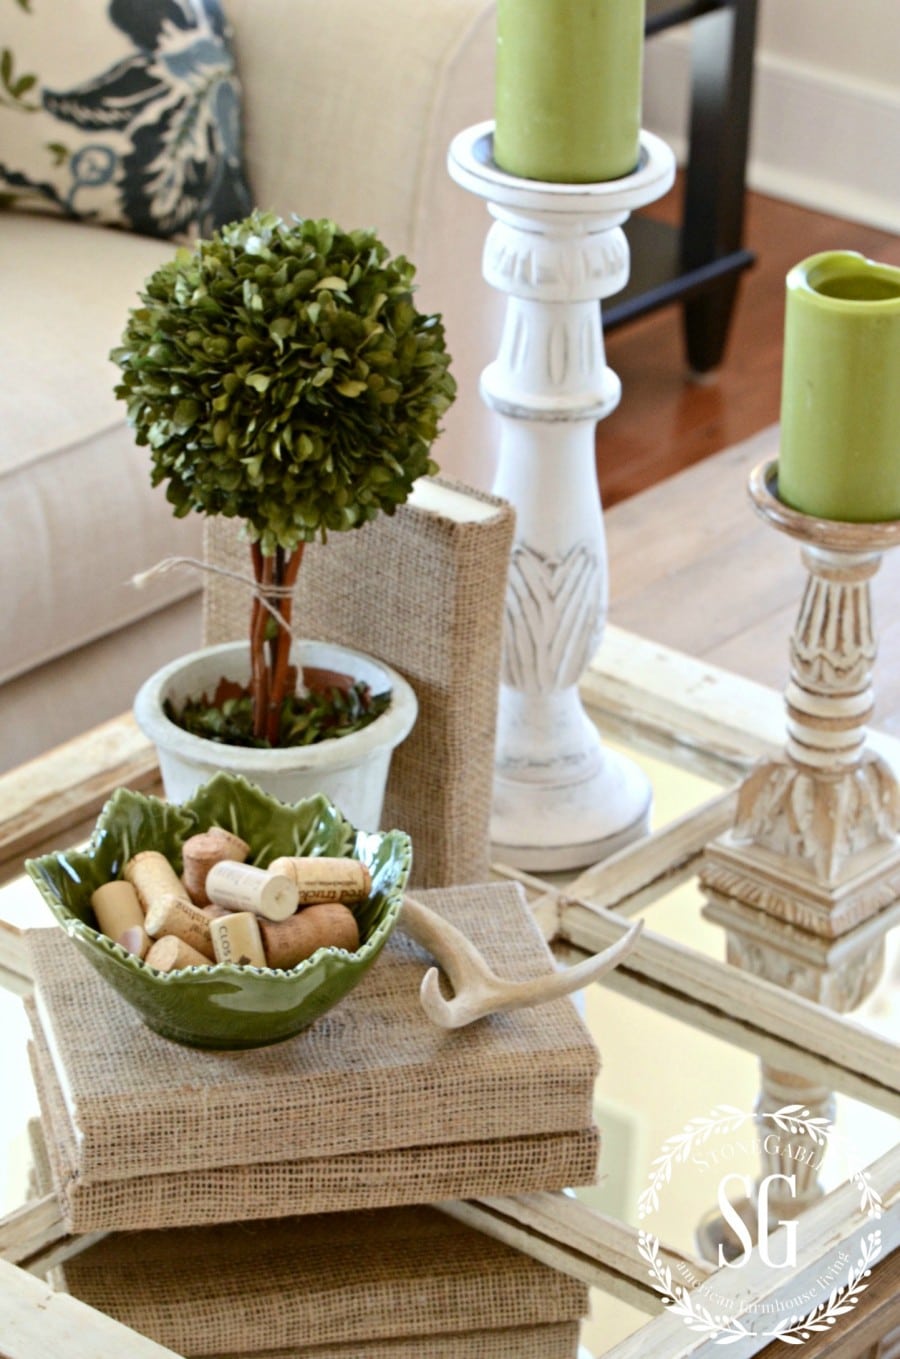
{"left": 0, "top": 0, "right": 251, "bottom": 239}
{"left": 225, "top": 0, "right": 502, "bottom": 493}
{"left": 0, "top": 213, "right": 203, "bottom": 687}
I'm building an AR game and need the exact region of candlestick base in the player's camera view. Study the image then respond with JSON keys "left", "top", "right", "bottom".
{"left": 701, "top": 889, "right": 896, "bottom": 1011}
{"left": 491, "top": 744, "right": 652, "bottom": 872}
{"left": 702, "top": 831, "right": 900, "bottom": 939}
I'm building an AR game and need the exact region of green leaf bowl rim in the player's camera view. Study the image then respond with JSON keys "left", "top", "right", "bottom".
{"left": 24, "top": 772, "right": 411, "bottom": 992}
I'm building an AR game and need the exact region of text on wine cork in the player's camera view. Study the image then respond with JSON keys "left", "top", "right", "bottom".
{"left": 209, "top": 911, "right": 267, "bottom": 968}
{"left": 144, "top": 894, "right": 215, "bottom": 960}
{"left": 266, "top": 856, "right": 371, "bottom": 904}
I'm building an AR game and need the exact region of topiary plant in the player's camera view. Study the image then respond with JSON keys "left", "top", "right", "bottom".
{"left": 112, "top": 210, "right": 456, "bottom": 747}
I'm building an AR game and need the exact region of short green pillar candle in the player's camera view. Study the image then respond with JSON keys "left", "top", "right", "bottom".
{"left": 778, "top": 251, "right": 900, "bottom": 523}
{"left": 494, "top": 0, "right": 645, "bottom": 183}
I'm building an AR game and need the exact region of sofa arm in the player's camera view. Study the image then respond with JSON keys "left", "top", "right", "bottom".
{"left": 225, "top": 0, "right": 501, "bottom": 490}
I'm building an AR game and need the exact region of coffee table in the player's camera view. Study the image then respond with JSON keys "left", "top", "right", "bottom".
{"left": 0, "top": 599, "right": 897, "bottom": 1354}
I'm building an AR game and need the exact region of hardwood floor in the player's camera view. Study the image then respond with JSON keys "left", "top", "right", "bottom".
{"left": 598, "top": 187, "right": 900, "bottom": 508}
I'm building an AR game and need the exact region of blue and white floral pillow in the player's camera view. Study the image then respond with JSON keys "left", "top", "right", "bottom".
{"left": 0, "top": 0, "right": 252, "bottom": 239}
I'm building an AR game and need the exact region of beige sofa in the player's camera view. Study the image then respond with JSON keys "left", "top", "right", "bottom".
{"left": 0, "top": 0, "right": 500, "bottom": 773}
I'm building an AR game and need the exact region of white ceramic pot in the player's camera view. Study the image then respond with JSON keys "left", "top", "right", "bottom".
{"left": 133, "top": 640, "right": 417, "bottom": 830}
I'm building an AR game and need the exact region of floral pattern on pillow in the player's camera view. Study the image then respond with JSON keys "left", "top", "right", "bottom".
{"left": 0, "top": 0, "right": 252, "bottom": 239}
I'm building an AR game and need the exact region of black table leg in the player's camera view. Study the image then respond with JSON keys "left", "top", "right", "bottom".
{"left": 680, "top": 0, "right": 759, "bottom": 373}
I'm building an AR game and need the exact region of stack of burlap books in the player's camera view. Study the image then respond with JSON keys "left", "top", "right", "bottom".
{"left": 26, "top": 881, "right": 600, "bottom": 1356}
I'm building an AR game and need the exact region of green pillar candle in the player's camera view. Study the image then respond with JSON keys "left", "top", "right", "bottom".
{"left": 494, "top": 0, "right": 645, "bottom": 183}
{"left": 778, "top": 251, "right": 900, "bottom": 523}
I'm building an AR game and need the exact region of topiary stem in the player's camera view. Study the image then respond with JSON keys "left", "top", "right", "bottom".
{"left": 268, "top": 546, "right": 286, "bottom": 682}
{"left": 264, "top": 545, "right": 304, "bottom": 745}
{"left": 250, "top": 547, "right": 273, "bottom": 740}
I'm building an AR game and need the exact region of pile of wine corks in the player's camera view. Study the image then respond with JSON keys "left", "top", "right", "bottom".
{"left": 88, "top": 828, "right": 368, "bottom": 973}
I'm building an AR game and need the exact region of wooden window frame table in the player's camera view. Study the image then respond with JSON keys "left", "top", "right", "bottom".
{"left": 0, "top": 627, "right": 897, "bottom": 1359}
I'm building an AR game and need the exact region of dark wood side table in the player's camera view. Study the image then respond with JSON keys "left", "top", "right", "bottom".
{"left": 606, "top": 0, "right": 759, "bottom": 373}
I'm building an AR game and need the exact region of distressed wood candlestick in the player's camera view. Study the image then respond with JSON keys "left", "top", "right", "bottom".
{"left": 701, "top": 459, "right": 900, "bottom": 936}
{"left": 698, "top": 454, "right": 900, "bottom": 1260}
{"left": 447, "top": 122, "right": 675, "bottom": 870}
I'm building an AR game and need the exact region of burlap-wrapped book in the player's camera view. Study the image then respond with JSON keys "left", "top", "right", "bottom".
{"left": 28, "top": 1118, "right": 586, "bottom": 1358}
{"left": 203, "top": 477, "right": 515, "bottom": 887}
{"left": 28, "top": 882, "right": 600, "bottom": 1232}
{"left": 47, "top": 1203, "right": 587, "bottom": 1358}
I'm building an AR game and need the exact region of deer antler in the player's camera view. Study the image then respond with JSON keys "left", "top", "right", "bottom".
{"left": 400, "top": 895, "right": 642, "bottom": 1029}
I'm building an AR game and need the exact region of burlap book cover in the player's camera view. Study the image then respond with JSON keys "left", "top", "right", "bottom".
{"left": 27, "top": 881, "right": 600, "bottom": 1231}
{"left": 48, "top": 1203, "right": 587, "bottom": 1357}
{"left": 203, "top": 477, "right": 515, "bottom": 887}
{"left": 202, "top": 1330, "right": 582, "bottom": 1359}
{"left": 29, "top": 1016, "right": 597, "bottom": 1232}
{"left": 29, "top": 1120, "right": 584, "bottom": 1359}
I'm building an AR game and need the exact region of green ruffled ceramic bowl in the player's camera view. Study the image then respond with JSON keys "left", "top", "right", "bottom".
{"left": 25, "top": 772, "right": 411, "bottom": 1050}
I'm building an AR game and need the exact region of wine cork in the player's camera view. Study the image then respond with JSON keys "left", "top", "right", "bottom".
{"left": 266, "top": 856, "right": 371, "bottom": 904}
{"left": 145, "top": 936, "right": 211, "bottom": 972}
{"left": 182, "top": 827, "right": 250, "bottom": 905}
{"left": 117, "top": 925, "right": 150, "bottom": 959}
{"left": 200, "top": 903, "right": 232, "bottom": 921}
{"left": 90, "top": 880, "right": 144, "bottom": 940}
{"left": 124, "top": 851, "right": 189, "bottom": 915}
{"left": 206, "top": 861, "right": 299, "bottom": 922}
{"left": 260, "top": 902, "right": 360, "bottom": 970}
{"left": 209, "top": 911, "right": 267, "bottom": 968}
{"left": 144, "top": 894, "right": 215, "bottom": 960}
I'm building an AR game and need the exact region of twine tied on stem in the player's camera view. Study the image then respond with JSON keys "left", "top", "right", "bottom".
{"left": 132, "top": 548, "right": 306, "bottom": 744}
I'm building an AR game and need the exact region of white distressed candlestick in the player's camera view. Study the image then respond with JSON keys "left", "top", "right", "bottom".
{"left": 448, "top": 123, "right": 675, "bottom": 870}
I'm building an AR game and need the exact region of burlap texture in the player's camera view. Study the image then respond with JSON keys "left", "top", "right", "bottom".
{"left": 202, "top": 477, "right": 515, "bottom": 887}
{"left": 200, "top": 1329, "right": 582, "bottom": 1359}
{"left": 29, "top": 1021, "right": 597, "bottom": 1232}
{"left": 26, "top": 1130, "right": 584, "bottom": 1353}
{"left": 27, "top": 1124, "right": 584, "bottom": 1359}
{"left": 55, "top": 1207, "right": 587, "bottom": 1355}
{"left": 26, "top": 881, "right": 600, "bottom": 1230}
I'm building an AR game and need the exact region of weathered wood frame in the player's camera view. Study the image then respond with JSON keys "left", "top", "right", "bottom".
{"left": 0, "top": 629, "right": 897, "bottom": 1357}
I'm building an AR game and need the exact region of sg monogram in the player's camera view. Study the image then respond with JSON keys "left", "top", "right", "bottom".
{"left": 716, "top": 1171, "right": 799, "bottom": 1269}
{"left": 706, "top": 1131, "right": 827, "bottom": 1269}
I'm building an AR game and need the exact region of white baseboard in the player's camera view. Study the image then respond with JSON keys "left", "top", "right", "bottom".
{"left": 643, "top": 32, "right": 900, "bottom": 234}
